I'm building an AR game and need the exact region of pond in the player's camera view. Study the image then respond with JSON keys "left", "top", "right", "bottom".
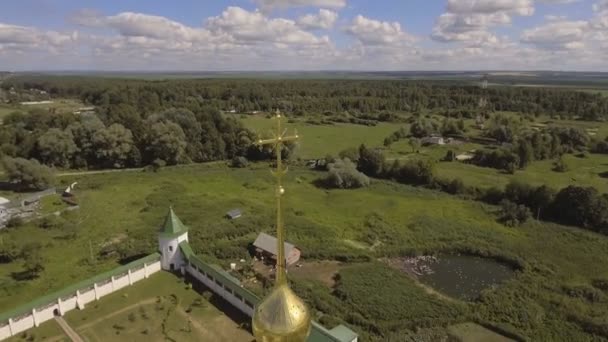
{"left": 417, "top": 254, "right": 516, "bottom": 301}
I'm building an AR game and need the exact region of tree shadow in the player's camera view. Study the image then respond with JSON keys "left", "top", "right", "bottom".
{"left": 10, "top": 270, "right": 37, "bottom": 281}
{"left": 119, "top": 253, "right": 150, "bottom": 265}
{"left": 311, "top": 178, "right": 330, "bottom": 189}
{"left": 183, "top": 273, "right": 252, "bottom": 334}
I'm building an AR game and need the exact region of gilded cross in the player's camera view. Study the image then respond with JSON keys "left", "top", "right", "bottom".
{"left": 255, "top": 110, "right": 298, "bottom": 285}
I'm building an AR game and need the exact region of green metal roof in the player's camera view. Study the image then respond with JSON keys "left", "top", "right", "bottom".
{"left": 328, "top": 325, "right": 359, "bottom": 342}
{"left": 179, "top": 241, "right": 195, "bottom": 260}
{"left": 0, "top": 253, "right": 161, "bottom": 324}
{"left": 159, "top": 207, "right": 188, "bottom": 238}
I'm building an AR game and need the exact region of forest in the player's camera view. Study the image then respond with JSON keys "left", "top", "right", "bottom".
{"left": 4, "top": 76, "right": 608, "bottom": 120}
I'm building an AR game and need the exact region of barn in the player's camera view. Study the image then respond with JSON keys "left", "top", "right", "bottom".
{"left": 253, "top": 232, "right": 301, "bottom": 266}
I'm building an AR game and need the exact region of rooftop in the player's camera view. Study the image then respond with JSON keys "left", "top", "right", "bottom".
{"left": 253, "top": 232, "right": 296, "bottom": 256}
{"left": 159, "top": 207, "right": 188, "bottom": 238}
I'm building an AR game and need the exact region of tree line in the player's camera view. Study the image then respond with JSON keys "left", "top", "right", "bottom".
{"left": 4, "top": 76, "right": 608, "bottom": 120}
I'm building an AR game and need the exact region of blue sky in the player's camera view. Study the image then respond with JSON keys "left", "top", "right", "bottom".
{"left": 0, "top": 0, "right": 606, "bottom": 70}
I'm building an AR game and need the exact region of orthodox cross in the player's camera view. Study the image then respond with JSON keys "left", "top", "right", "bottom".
{"left": 255, "top": 110, "right": 299, "bottom": 285}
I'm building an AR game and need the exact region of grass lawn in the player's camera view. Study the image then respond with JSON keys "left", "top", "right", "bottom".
{"left": 65, "top": 272, "right": 251, "bottom": 342}
{"left": 447, "top": 322, "right": 515, "bottom": 342}
{"left": 5, "top": 319, "right": 67, "bottom": 342}
{"left": 1, "top": 163, "right": 608, "bottom": 340}
{"left": 0, "top": 105, "right": 18, "bottom": 119}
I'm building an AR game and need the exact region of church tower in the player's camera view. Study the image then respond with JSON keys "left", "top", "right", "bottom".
{"left": 158, "top": 207, "right": 189, "bottom": 272}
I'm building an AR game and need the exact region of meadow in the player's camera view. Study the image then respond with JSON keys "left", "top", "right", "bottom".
{"left": 238, "top": 115, "right": 608, "bottom": 194}
{"left": 236, "top": 115, "right": 404, "bottom": 159}
{"left": 1, "top": 163, "right": 608, "bottom": 340}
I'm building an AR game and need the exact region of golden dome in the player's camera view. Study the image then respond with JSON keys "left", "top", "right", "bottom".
{"left": 252, "top": 283, "right": 312, "bottom": 342}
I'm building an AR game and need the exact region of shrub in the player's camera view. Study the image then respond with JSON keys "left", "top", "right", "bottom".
{"left": 553, "top": 156, "right": 569, "bottom": 172}
{"left": 231, "top": 156, "right": 249, "bottom": 168}
{"left": 2, "top": 157, "right": 55, "bottom": 191}
{"left": 499, "top": 200, "right": 532, "bottom": 227}
{"left": 6, "top": 217, "right": 24, "bottom": 228}
{"left": 324, "top": 158, "right": 370, "bottom": 189}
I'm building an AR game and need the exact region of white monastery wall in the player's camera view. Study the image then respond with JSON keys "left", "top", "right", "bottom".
{"left": 0, "top": 324, "right": 10, "bottom": 340}
{"left": 96, "top": 281, "right": 112, "bottom": 298}
{"left": 10, "top": 315, "right": 34, "bottom": 335}
{"left": 131, "top": 268, "right": 145, "bottom": 282}
{"left": 0, "top": 259, "right": 161, "bottom": 341}
{"left": 113, "top": 274, "right": 129, "bottom": 291}
{"left": 79, "top": 288, "right": 95, "bottom": 305}
{"left": 186, "top": 265, "right": 254, "bottom": 317}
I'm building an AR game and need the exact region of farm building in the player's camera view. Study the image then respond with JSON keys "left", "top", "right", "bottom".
{"left": 226, "top": 208, "right": 242, "bottom": 219}
{"left": 253, "top": 232, "right": 301, "bottom": 266}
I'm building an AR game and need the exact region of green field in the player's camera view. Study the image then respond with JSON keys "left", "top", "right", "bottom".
{"left": 238, "top": 116, "right": 404, "bottom": 159}
{"left": 435, "top": 153, "right": 608, "bottom": 193}
{"left": 1, "top": 163, "right": 608, "bottom": 340}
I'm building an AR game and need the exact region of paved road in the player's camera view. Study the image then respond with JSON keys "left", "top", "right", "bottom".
{"left": 55, "top": 316, "right": 84, "bottom": 342}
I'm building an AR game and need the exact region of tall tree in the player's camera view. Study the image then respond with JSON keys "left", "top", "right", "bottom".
{"left": 92, "top": 124, "right": 137, "bottom": 168}
{"left": 1, "top": 157, "right": 54, "bottom": 190}
{"left": 35, "top": 128, "right": 78, "bottom": 168}
{"left": 144, "top": 121, "right": 188, "bottom": 165}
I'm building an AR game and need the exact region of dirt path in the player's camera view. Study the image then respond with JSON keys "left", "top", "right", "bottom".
{"left": 55, "top": 316, "right": 84, "bottom": 342}
{"left": 57, "top": 168, "right": 144, "bottom": 177}
{"left": 57, "top": 161, "right": 226, "bottom": 177}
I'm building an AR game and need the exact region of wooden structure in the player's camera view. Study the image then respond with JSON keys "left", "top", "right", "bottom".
{"left": 253, "top": 232, "right": 301, "bottom": 266}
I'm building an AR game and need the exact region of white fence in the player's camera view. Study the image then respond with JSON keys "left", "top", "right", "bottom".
{"left": 0, "top": 257, "right": 161, "bottom": 341}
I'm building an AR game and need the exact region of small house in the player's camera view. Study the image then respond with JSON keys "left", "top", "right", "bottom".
{"left": 253, "top": 232, "right": 301, "bottom": 266}
{"left": 226, "top": 209, "right": 242, "bottom": 220}
{"left": 421, "top": 135, "right": 445, "bottom": 146}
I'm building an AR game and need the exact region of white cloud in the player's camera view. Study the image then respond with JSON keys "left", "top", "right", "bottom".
{"left": 521, "top": 19, "right": 589, "bottom": 49}
{"left": 346, "top": 15, "right": 415, "bottom": 46}
{"left": 432, "top": 0, "right": 534, "bottom": 45}
{"left": 254, "top": 0, "right": 346, "bottom": 11}
{"left": 207, "top": 7, "right": 330, "bottom": 46}
{"left": 447, "top": 0, "right": 534, "bottom": 16}
{"left": 0, "top": 23, "right": 76, "bottom": 50}
{"left": 297, "top": 9, "right": 338, "bottom": 30}
{"left": 538, "top": 0, "right": 581, "bottom": 4}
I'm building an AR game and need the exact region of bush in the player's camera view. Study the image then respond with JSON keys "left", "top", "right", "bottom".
{"left": 324, "top": 158, "right": 370, "bottom": 189}
{"left": 231, "top": 156, "right": 249, "bottom": 168}
{"left": 389, "top": 159, "right": 435, "bottom": 186}
{"left": 6, "top": 217, "right": 24, "bottom": 228}
{"left": 151, "top": 158, "right": 166, "bottom": 172}
{"left": 549, "top": 186, "right": 608, "bottom": 233}
{"left": 499, "top": 200, "right": 532, "bottom": 227}
{"left": 2, "top": 157, "right": 55, "bottom": 191}
{"left": 553, "top": 156, "right": 569, "bottom": 172}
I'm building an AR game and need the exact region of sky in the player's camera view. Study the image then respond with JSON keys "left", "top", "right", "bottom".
{"left": 0, "top": 0, "right": 607, "bottom": 71}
